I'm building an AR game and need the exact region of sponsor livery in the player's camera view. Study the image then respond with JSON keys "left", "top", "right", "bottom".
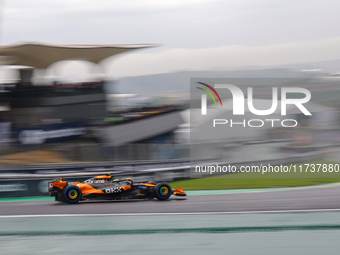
{"left": 48, "top": 174, "right": 186, "bottom": 204}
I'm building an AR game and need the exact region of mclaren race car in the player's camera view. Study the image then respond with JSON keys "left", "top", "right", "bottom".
{"left": 48, "top": 174, "right": 186, "bottom": 204}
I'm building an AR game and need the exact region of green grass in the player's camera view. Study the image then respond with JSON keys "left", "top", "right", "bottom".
{"left": 169, "top": 160, "right": 340, "bottom": 190}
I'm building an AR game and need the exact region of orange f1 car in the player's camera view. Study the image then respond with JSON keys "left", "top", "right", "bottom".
{"left": 48, "top": 174, "right": 186, "bottom": 204}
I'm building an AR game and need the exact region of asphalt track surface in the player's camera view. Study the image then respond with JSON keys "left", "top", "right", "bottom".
{"left": 1, "top": 184, "right": 340, "bottom": 216}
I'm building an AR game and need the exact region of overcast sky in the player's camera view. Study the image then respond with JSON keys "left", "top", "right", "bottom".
{"left": 1, "top": 0, "right": 340, "bottom": 77}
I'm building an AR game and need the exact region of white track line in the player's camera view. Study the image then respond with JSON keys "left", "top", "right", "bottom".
{"left": 1, "top": 208, "right": 340, "bottom": 218}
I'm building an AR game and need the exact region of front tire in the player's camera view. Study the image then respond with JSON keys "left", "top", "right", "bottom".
{"left": 154, "top": 183, "right": 171, "bottom": 200}
{"left": 63, "top": 185, "right": 82, "bottom": 204}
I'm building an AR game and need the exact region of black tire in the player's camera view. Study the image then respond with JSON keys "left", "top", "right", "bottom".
{"left": 154, "top": 183, "right": 172, "bottom": 200}
{"left": 63, "top": 185, "right": 82, "bottom": 204}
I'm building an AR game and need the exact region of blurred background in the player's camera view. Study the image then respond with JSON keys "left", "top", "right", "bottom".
{"left": 1, "top": 0, "right": 340, "bottom": 254}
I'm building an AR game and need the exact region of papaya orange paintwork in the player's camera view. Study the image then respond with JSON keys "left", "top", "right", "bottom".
{"left": 141, "top": 183, "right": 155, "bottom": 187}
{"left": 53, "top": 181, "right": 67, "bottom": 190}
{"left": 49, "top": 175, "right": 186, "bottom": 204}
{"left": 95, "top": 176, "right": 111, "bottom": 179}
{"left": 76, "top": 183, "right": 98, "bottom": 195}
{"left": 173, "top": 187, "right": 186, "bottom": 195}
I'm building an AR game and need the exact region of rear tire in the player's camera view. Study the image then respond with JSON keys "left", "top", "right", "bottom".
{"left": 154, "top": 183, "right": 171, "bottom": 200}
{"left": 63, "top": 185, "right": 82, "bottom": 204}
